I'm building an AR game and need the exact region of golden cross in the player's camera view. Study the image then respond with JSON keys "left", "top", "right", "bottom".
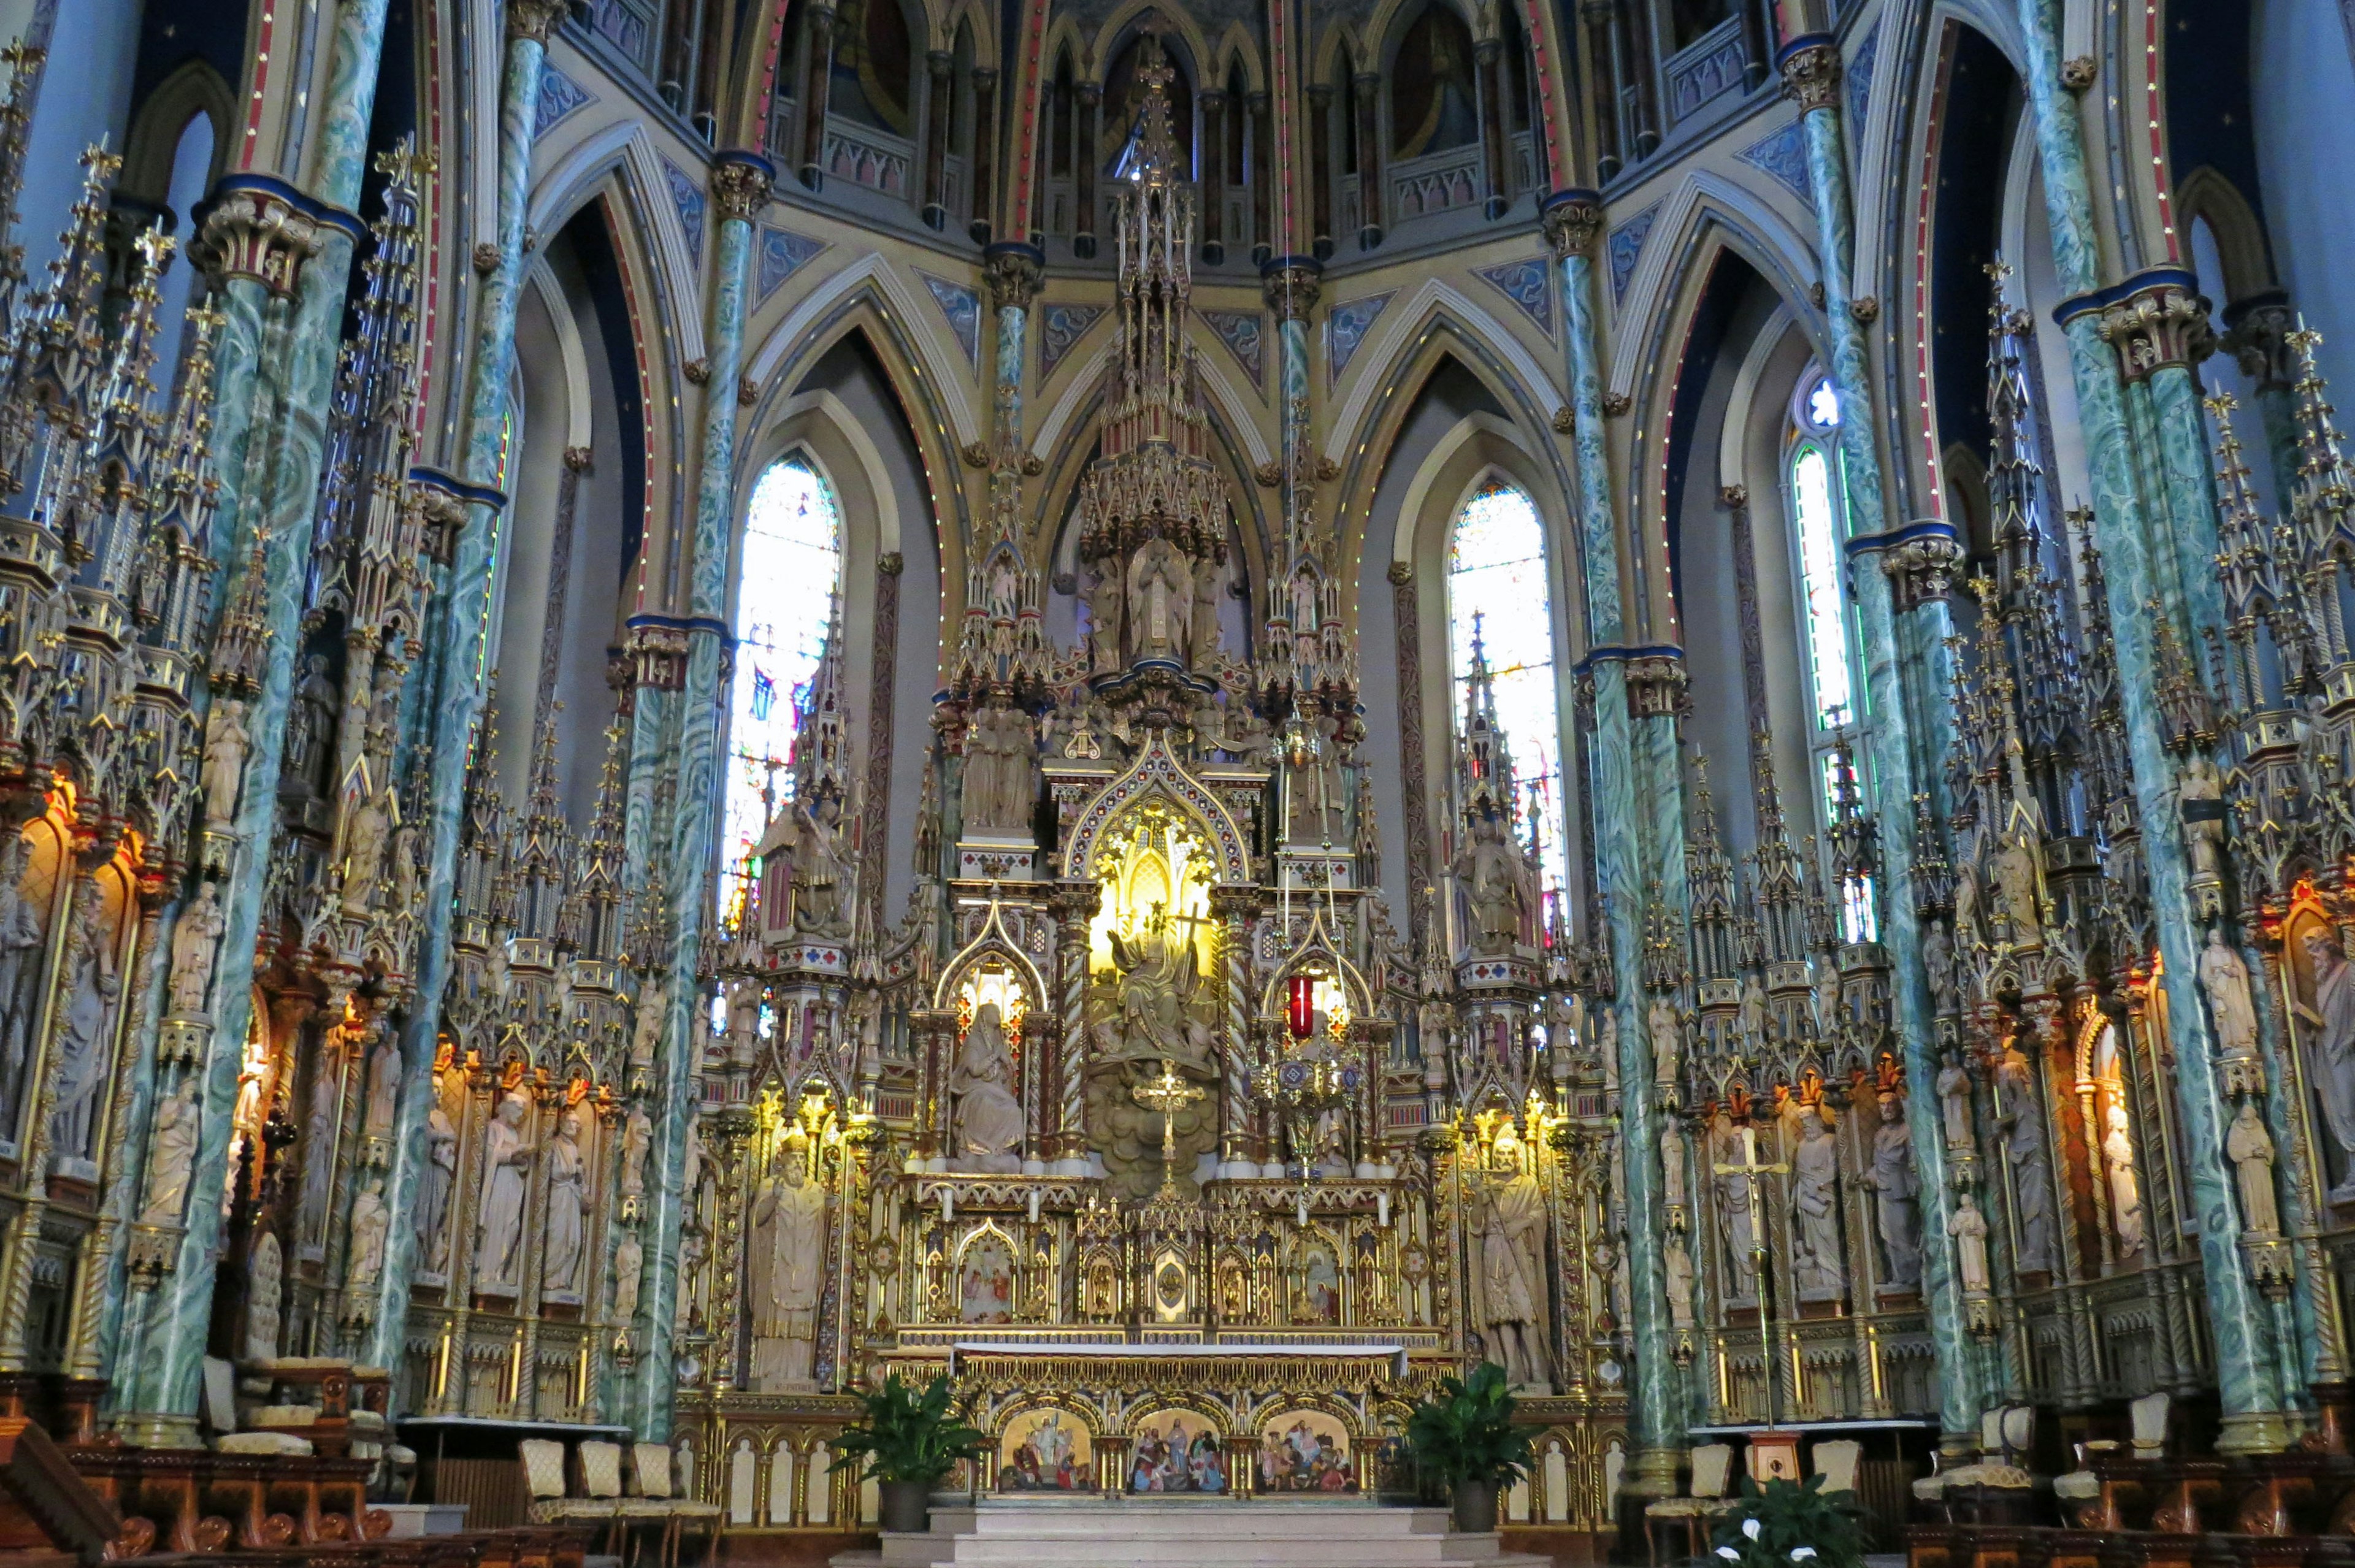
{"left": 1132, "top": 1059, "right": 1205, "bottom": 1195}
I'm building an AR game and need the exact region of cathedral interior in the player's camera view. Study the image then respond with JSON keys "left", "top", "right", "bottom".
{"left": 0, "top": 0, "right": 2349, "bottom": 1561}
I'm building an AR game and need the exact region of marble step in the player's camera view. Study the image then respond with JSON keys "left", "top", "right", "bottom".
{"left": 831, "top": 1502, "right": 1553, "bottom": 1568}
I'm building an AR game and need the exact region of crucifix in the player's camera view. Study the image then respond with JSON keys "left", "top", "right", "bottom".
{"left": 1713, "top": 1121, "right": 1788, "bottom": 1428}
{"left": 1132, "top": 1058, "right": 1206, "bottom": 1198}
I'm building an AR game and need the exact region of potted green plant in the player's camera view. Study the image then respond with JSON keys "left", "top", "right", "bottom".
{"left": 1710, "top": 1474, "right": 1868, "bottom": 1568}
{"left": 1404, "top": 1363, "right": 1533, "bottom": 1532}
{"left": 831, "top": 1372, "right": 986, "bottom": 1534}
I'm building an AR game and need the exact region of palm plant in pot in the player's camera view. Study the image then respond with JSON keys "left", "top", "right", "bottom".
{"left": 1405, "top": 1363, "right": 1533, "bottom": 1532}
{"left": 830, "top": 1372, "right": 986, "bottom": 1534}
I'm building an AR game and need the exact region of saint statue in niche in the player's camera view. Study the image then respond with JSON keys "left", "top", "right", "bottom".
{"left": 0, "top": 833, "right": 44, "bottom": 1115}
{"left": 540, "top": 1104, "right": 591, "bottom": 1299}
{"left": 473, "top": 1092, "right": 538, "bottom": 1290}
{"left": 48, "top": 884, "right": 120, "bottom": 1165}
{"left": 2103, "top": 1102, "right": 2146, "bottom": 1258}
{"left": 2297, "top": 927, "right": 2355, "bottom": 1199}
{"left": 1790, "top": 1106, "right": 1845, "bottom": 1301}
{"left": 1126, "top": 536, "right": 1193, "bottom": 665}
{"left": 2228, "top": 1099, "right": 2281, "bottom": 1237}
{"left": 1865, "top": 1090, "right": 1922, "bottom": 1290}
{"left": 947, "top": 1001, "right": 1025, "bottom": 1172}
{"left": 1473, "top": 1145, "right": 1550, "bottom": 1389}
{"left": 751, "top": 1147, "right": 827, "bottom": 1388}
{"left": 1453, "top": 809, "right": 1534, "bottom": 955}
{"left": 1994, "top": 1041, "right": 2059, "bottom": 1273}
{"left": 1714, "top": 1120, "right": 1760, "bottom": 1302}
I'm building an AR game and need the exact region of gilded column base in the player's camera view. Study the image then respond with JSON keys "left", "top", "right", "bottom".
{"left": 112, "top": 1411, "right": 202, "bottom": 1450}
{"left": 1623, "top": 1444, "right": 1685, "bottom": 1498}
{"left": 2215, "top": 1409, "right": 2297, "bottom": 1456}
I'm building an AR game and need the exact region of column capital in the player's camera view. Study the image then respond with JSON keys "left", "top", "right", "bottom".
{"left": 622, "top": 619, "right": 691, "bottom": 691}
{"left": 982, "top": 242, "right": 1044, "bottom": 311}
{"left": 927, "top": 48, "right": 953, "bottom": 76}
{"left": 1776, "top": 34, "right": 1842, "bottom": 114}
{"left": 1540, "top": 189, "right": 1603, "bottom": 259}
{"left": 1625, "top": 650, "right": 1688, "bottom": 719}
{"left": 2095, "top": 270, "right": 2215, "bottom": 383}
{"left": 1261, "top": 257, "right": 1323, "bottom": 321}
{"left": 710, "top": 151, "right": 776, "bottom": 221}
{"left": 2223, "top": 292, "right": 2296, "bottom": 389}
{"left": 192, "top": 177, "right": 341, "bottom": 297}
{"left": 1881, "top": 526, "right": 1964, "bottom": 611}
{"left": 505, "top": 0, "right": 569, "bottom": 44}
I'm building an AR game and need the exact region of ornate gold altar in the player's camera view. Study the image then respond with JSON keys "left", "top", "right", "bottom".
{"left": 667, "top": 46, "right": 1624, "bottom": 1543}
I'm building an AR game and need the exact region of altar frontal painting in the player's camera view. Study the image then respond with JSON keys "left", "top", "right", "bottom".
{"left": 998, "top": 1407, "right": 1093, "bottom": 1491}
{"left": 1257, "top": 1410, "right": 1356, "bottom": 1492}
{"left": 1126, "top": 1410, "right": 1228, "bottom": 1493}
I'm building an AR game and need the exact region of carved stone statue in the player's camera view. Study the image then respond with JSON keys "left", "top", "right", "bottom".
{"left": 1990, "top": 834, "right": 2042, "bottom": 943}
{"left": 244, "top": 1230, "right": 283, "bottom": 1363}
{"left": 792, "top": 794, "right": 852, "bottom": 936}
{"left": 202, "top": 698, "right": 251, "bottom": 832}
{"left": 1936, "top": 1049, "right": 1974, "bottom": 1150}
{"left": 1923, "top": 919, "right": 1956, "bottom": 1017}
{"left": 1737, "top": 976, "right": 1769, "bottom": 1046}
{"left": 1866, "top": 1090, "right": 1922, "bottom": 1289}
{"left": 611, "top": 1229, "right": 645, "bottom": 1325}
{"left": 338, "top": 787, "right": 392, "bottom": 917}
{"left": 751, "top": 1152, "right": 827, "bottom": 1390}
{"left": 2102, "top": 1103, "right": 2146, "bottom": 1257}
{"left": 630, "top": 979, "right": 667, "bottom": 1068}
{"left": 1647, "top": 996, "right": 1682, "bottom": 1097}
{"left": 1102, "top": 912, "right": 1211, "bottom": 1074}
{"left": 2180, "top": 754, "right": 2227, "bottom": 880}
{"left": 362, "top": 1027, "right": 400, "bottom": 1136}
{"left": 1715, "top": 1123, "right": 1760, "bottom": 1302}
{"left": 1950, "top": 1192, "right": 1992, "bottom": 1295}
{"left": 2227, "top": 1098, "right": 2280, "bottom": 1237}
{"left": 963, "top": 702, "right": 1037, "bottom": 835}
{"left": 168, "top": 881, "right": 223, "bottom": 1018}
{"left": 2200, "top": 927, "right": 2261, "bottom": 1062}
{"left": 49, "top": 887, "right": 120, "bottom": 1163}
{"left": 541, "top": 1104, "right": 590, "bottom": 1298}
{"left": 1475, "top": 1157, "right": 1551, "bottom": 1388}
{"left": 948, "top": 1001, "right": 1025, "bottom": 1172}
{"left": 1353, "top": 774, "right": 1380, "bottom": 885}
{"left": 619, "top": 1105, "right": 653, "bottom": 1199}
{"left": 1995, "top": 1041, "right": 2059, "bottom": 1272}
{"left": 1454, "top": 811, "right": 1533, "bottom": 954}
{"left": 1127, "top": 536, "right": 1194, "bottom": 664}
{"left": 288, "top": 654, "right": 336, "bottom": 797}
{"left": 296, "top": 1065, "right": 338, "bottom": 1245}
{"left": 1813, "top": 960, "right": 1843, "bottom": 1041}
{"left": 1190, "top": 551, "right": 1223, "bottom": 666}
{"left": 140, "top": 1077, "right": 199, "bottom": 1223}
{"left": 0, "top": 835, "right": 40, "bottom": 1111}
{"left": 1086, "top": 561, "right": 1123, "bottom": 672}
{"left": 2298, "top": 928, "right": 2355, "bottom": 1199}
{"left": 1287, "top": 713, "right": 1347, "bottom": 844}
{"left": 1790, "top": 1107, "right": 1845, "bottom": 1300}
{"left": 473, "top": 1093, "right": 538, "bottom": 1290}
{"left": 345, "top": 1177, "right": 389, "bottom": 1295}
{"left": 1663, "top": 1235, "right": 1696, "bottom": 1328}
{"left": 1660, "top": 1130, "right": 1687, "bottom": 1212}
{"left": 420, "top": 1099, "right": 459, "bottom": 1270}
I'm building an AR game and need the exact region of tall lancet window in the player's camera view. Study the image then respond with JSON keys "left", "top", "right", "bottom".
{"left": 722, "top": 456, "right": 843, "bottom": 927}
{"left": 1787, "top": 372, "right": 1873, "bottom": 941}
{"left": 1447, "top": 481, "right": 1568, "bottom": 906}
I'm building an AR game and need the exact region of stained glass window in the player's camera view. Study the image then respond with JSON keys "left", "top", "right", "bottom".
{"left": 1790, "top": 441, "right": 1853, "bottom": 730}
{"left": 1447, "top": 482, "right": 1568, "bottom": 907}
{"left": 1790, "top": 423, "right": 1872, "bottom": 943}
{"left": 721, "top": 457, "right": 843, "bottom": 927}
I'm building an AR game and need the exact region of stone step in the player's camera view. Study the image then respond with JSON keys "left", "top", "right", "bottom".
{"left": 831, "top": 1502, "right": 1553, "bottom": 1568}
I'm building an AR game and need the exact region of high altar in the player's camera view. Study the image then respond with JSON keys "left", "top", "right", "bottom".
{"left": 669, "top": 50, "right": 1622, "bottom": 1534}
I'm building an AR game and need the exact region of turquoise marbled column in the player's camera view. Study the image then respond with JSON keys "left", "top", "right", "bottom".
{"left": 2112, "top": 279, "right": 2232, "bottom": 648}
{"left": 1261, "top": 256, "right": 1322, "bottom": 541}
{"left": 1542, "top": 191, "right": 1680, "bottom": 1494}
{"left": 115, "top": 0, "right": 392, "bottom": 1437}
{"left": 362, "top": 0, "right": 569, "bottom": 1372}
{"left": 1776, "top": 34, "right": 1983, "bottom": 1447}
{"left": 629, "top": 152, "right": 774, "bottom": 1441}
{"left": 981, "top": 243, "right": 1041, "bottom": 449}
{"left": 2013, "top": 0, "right": 2290, "bottom": 1450}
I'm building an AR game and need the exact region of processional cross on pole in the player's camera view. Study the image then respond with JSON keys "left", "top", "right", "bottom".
{"left": 1133, "top": 1058, "right": 1206, "bottom": 1198}
{"left": 1712, "top": 1122, "right": 1787, "bottom": 1427}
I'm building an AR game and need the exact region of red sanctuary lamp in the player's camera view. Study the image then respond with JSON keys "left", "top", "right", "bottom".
{"left": 1287, "top": 974, "right": 1316, "bottom": 1041}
